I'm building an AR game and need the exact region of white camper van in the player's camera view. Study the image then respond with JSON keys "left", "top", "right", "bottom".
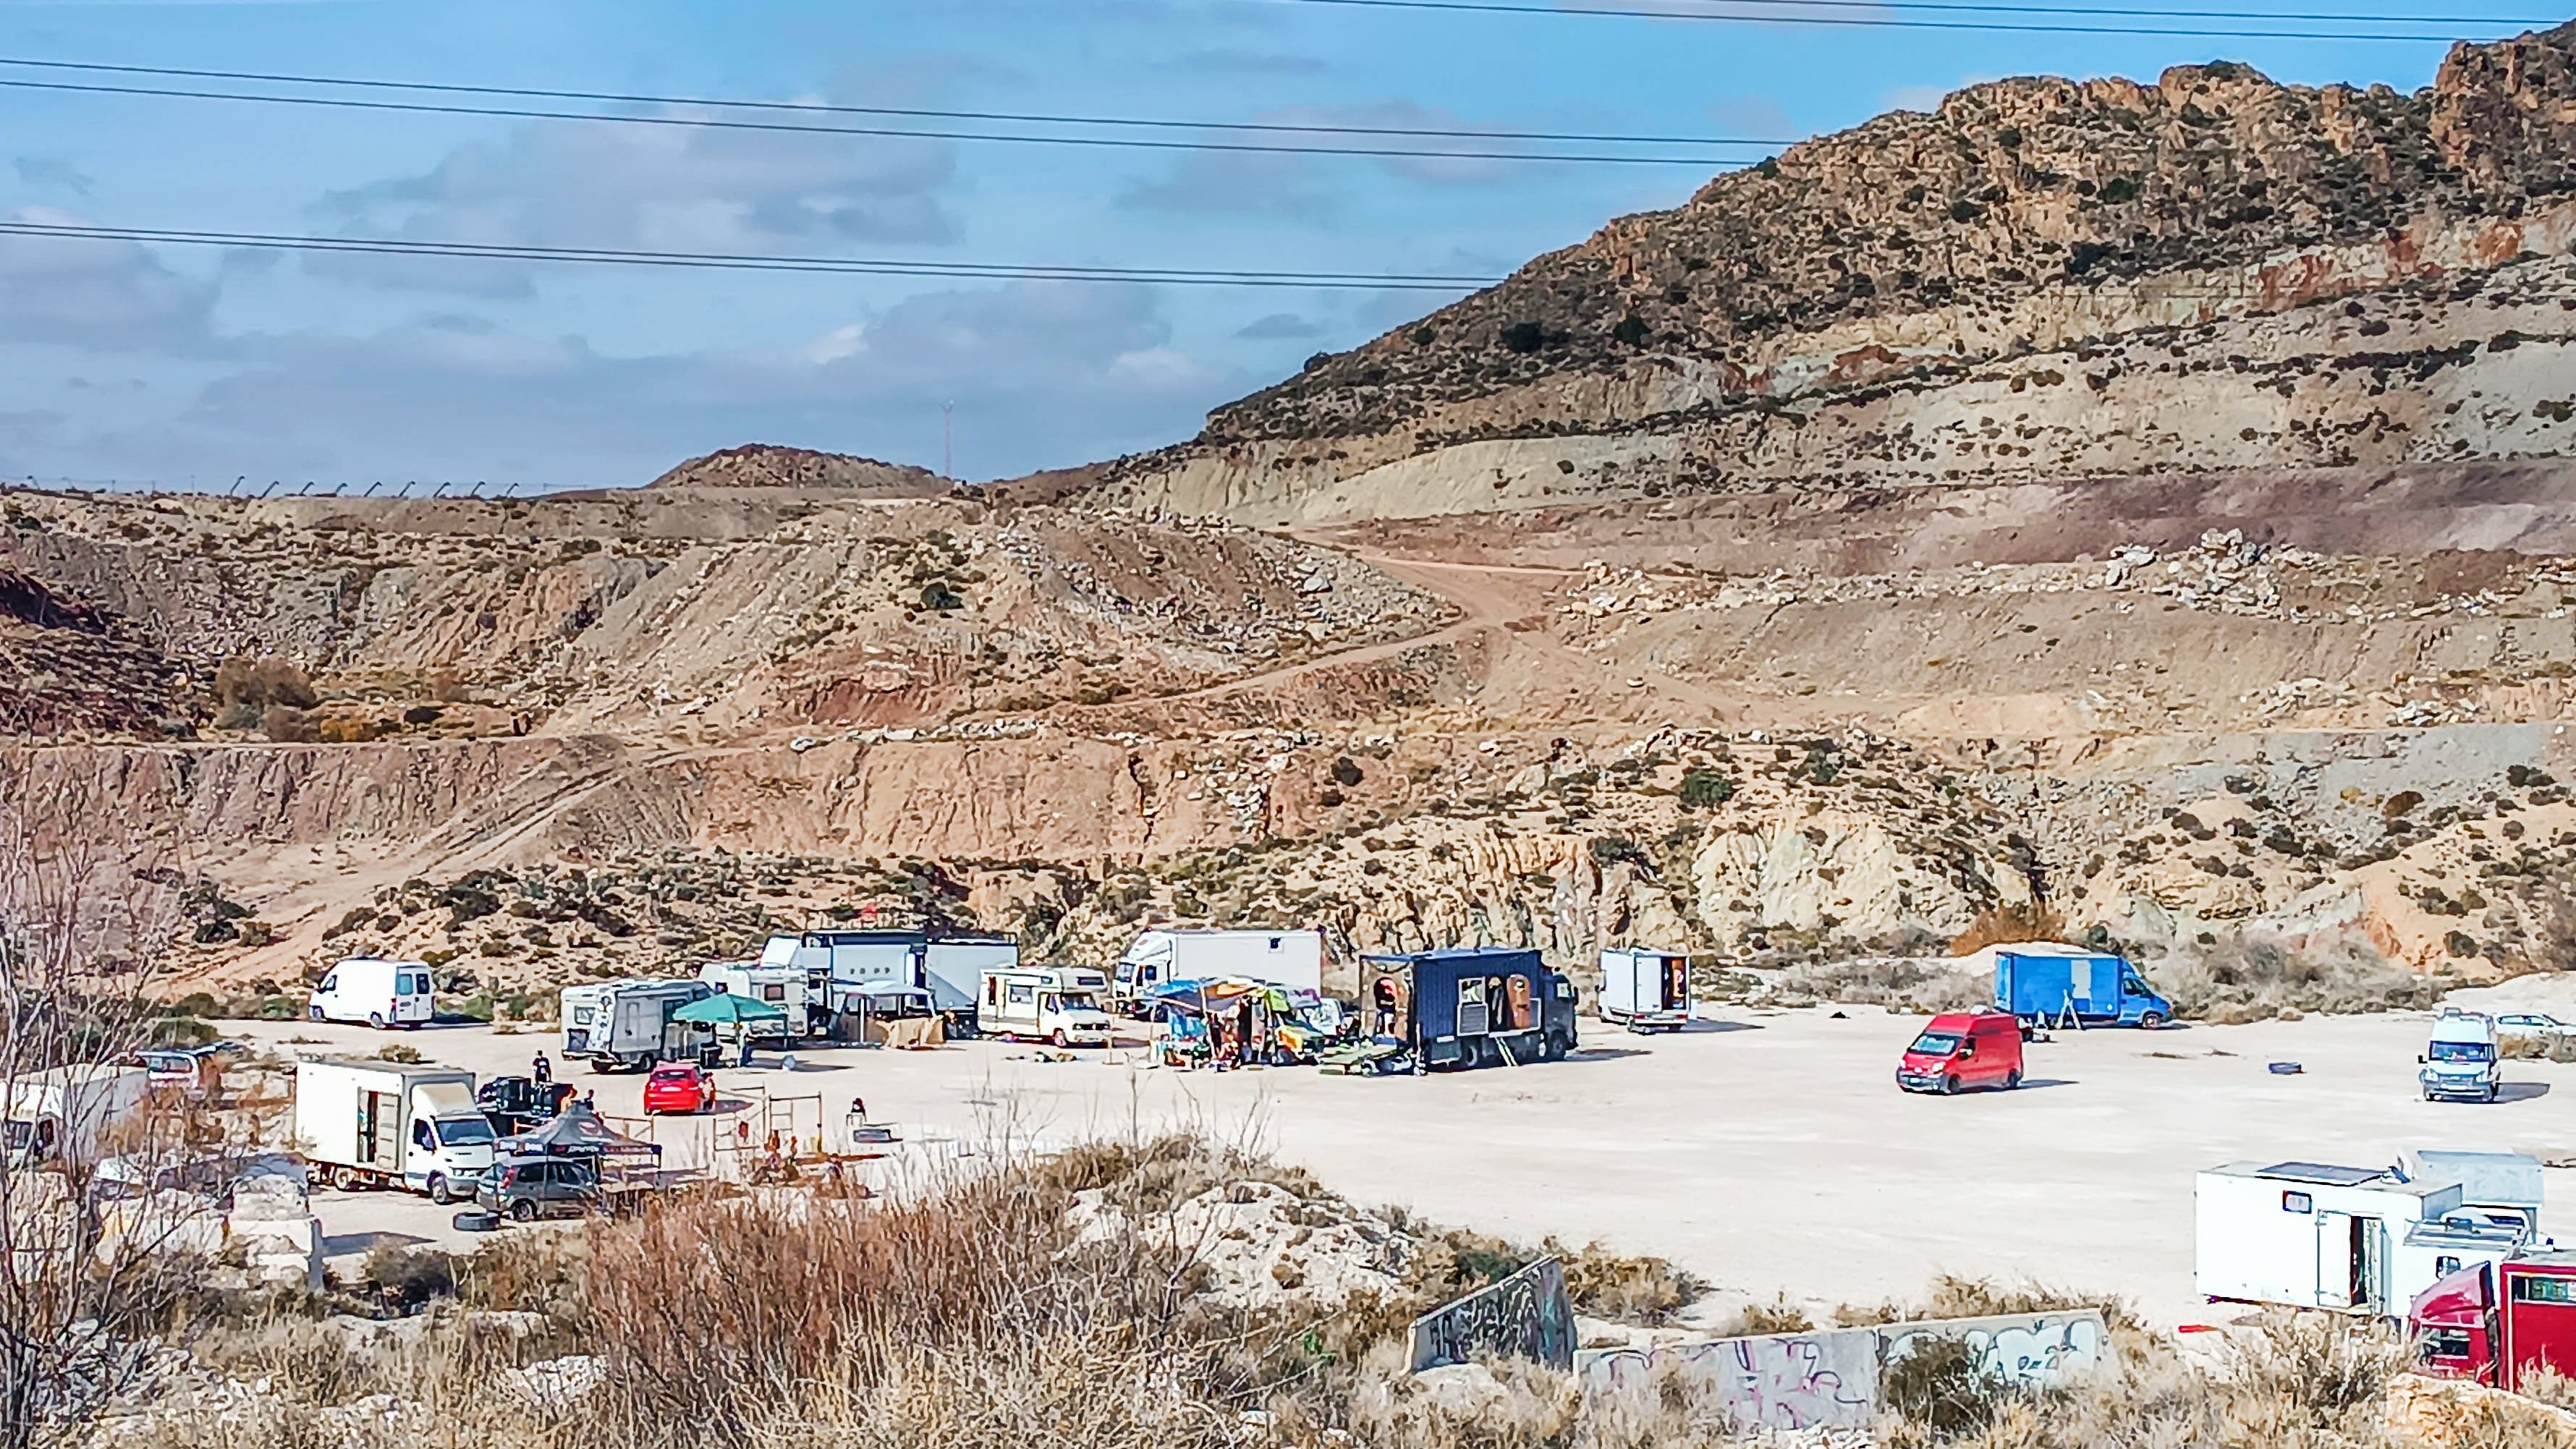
{"left": 978, "top": 966, "right": 1115, "bottom": 1047}
{"left": 560, "top": 979, "right": 716, "bottom": 1072}
{"left": 698, "top": 960, "right": 808, "bottom": 1042}
{"left": 294, "top": 1058, "right": 495, "bottom": 1202}
{"left": 2420, "top": 1009, "right": 2502, "bottom": 1103}
{"left": 1114, "top": 929, "right": 1323, "bottom": 1011}
{"left": 306, "top": 958, "right": 435, "bottom": 1029}
{"left": 2, "top": 1064, "right": 151, "bottom": 1170}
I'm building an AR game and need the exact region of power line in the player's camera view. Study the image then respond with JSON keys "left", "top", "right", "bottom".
{"left": 0, "top": 55, "right": 1796, "bottom": 149}
{"left": 0, "top": 72, "right": 1771, "bottom": 166}
{"left": 1258, "top": 0, "right": 2533, "bottom": 42}
{"left": 0, "top": 218, "right": 1506, "bottom": 290}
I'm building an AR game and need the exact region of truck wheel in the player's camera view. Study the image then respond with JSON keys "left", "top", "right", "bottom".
{"left": 1940, "top": 1075, "right": 1959, "bottom": 1096}
{"left": 2486, "top": 1086, "right": 2500, "bottom": 1104}
{"left": 427, "top": 1173, "right": 452, "bottom": 1205}
{"left": 2004, "top": 1070, "right": 2023, "bottom": 1091}
{"left": 308, "top": 1006, "right": 325, "bottom": 1022}
{"left": 1052, "top": 1029, "right": 1070, "bottom": 1049}
{"left": 2138, "top": 1011, "right": 2167, "bottom": 1030}
{"left": 368, "top": 1012, "right": 386, "bottom": 1029}
{"left": 509, "top": 1199, "right": 537, "bottom": 1223}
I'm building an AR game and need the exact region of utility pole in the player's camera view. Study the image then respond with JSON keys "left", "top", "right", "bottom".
{"left": 942, "top": 401, "right": 955, "bottom": 484}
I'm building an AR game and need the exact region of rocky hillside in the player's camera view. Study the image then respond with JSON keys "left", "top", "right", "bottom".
{"left": 645, "top": 443, "right": 946, "bottom": 495}
{"left": 1073, "top": 22, "right": 2576, "bottom": 524}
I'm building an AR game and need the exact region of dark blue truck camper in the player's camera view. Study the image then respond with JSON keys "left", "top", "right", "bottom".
{"left": 1990, "top": 946, "right": 2170, "bottom": 1029}
{"left": 1363, "top": 946, "right": 1578, "bottom": 1071}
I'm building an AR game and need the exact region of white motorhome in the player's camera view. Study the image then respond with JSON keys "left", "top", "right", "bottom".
{"left": 294, "top": 1058, "right": 495, "bottom": 1202}
{"left": 560, "top": 979, "right": 715, "bottom": 1072}
{"left": 306, "top": 958, "right": 435, "bottom": 1029}
{"left": 698, "top": 960, "right": 808, "bottom": 1042}
{"left": 1114, "top": 929, "right": 1323, "bottom": 1011}
{"left": 1597, "top": 947, "right": 1691, "bottom": 1032}
{"left": 2197, "top": 1160, "right": 2507, "bottom": 1316}
{"left": 1, "top": 1064, "right": 151, "bottom": 1170}
{"left": 978, "top": 966, "right": 1115, "bottom": 1047}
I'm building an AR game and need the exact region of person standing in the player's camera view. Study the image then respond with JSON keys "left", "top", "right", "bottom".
{"left": 532, "top": 1052, "right": 552, "bottom": 1087}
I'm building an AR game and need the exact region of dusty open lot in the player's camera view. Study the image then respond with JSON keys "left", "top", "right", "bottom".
{"left": 242, "top": 1003, "right": 2576, "bottom": 1330}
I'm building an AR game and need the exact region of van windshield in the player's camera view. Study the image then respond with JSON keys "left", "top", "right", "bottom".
{"left": 1060, "top": 992, "right": 1103, "bottom": 1013}
{"left": 434, "top": 1116, "right": 496, "bottom": 1147}
{"left": 2428, "top": 1041, "right": 2494, "bottom": 1063}
{"left": 1909, "top": 1032, "right": 1963, "bottom": 1057}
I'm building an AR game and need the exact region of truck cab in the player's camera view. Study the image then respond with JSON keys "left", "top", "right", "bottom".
{"left": 2413, "top": 1254, "right": 2576, "bottom": 1390}
{"left": 2420, "top": 1009, "right": 2501, "bottom": 1104}
{"left": 1897, "top": 1011, "right": 2024, "bottom": 1095}
{"left": 978, "top": 967, "right": 1115, "bottom": 1047}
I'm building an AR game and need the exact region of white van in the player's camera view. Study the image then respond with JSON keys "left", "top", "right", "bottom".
{"left": 307, "top": 958, "right": 434, "bottom": 1029}
{"left": 2420, "top": 1009, "right": 2501, "bottom": 1103}
{"left": 978, "top": 967, "right": 1115, "bottom": 1048}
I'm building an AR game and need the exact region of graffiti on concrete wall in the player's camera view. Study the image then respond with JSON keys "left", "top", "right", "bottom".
{"left": 1573, "top": 1309, "right": 2108, "bottom": 1430}
{"left": 1878, "top": 1310, "right": 2108, "bottom": 1392}
{"left": 1409, "top": 1257, "right": 1576, "bottom": 1372}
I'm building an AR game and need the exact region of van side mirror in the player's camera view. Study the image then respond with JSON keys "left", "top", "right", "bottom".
{"left": 2418, "top": 1055, "right": 2428, "bottom": 1064}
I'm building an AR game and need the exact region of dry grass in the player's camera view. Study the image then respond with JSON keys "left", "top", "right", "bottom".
{"left": 105, "top": 1139, "right": 2576, "bottom": 1449}
{"left": 1950, "top": 903, "right": 2068, "bottom": 958}
{"left": 2151, "top": 930, "right": 2441, "bottom": 1022}
{"left": 1774, "top": 956, "right": 1988, "bottom": 1013}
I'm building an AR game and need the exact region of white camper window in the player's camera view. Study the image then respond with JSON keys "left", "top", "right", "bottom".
{"left": 1008, "top": 984, "right": 1034, "bottom": 1008}
{"left": 2282, "top": 1191, "right": 2313, "bottom": 1214}
{"left": 762, "top": 984, "right": 786, "bottom": 1003}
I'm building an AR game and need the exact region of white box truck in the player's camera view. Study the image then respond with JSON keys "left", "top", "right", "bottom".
{"left": 2196, "top": 1160, "right": 2470, "bottom": 1316}
{"left": 1114, "top": 929, "right": 1323, "bottom": 1012}
{"left": 2399, "top": 1148, "right": 2547, "bottom": 1231}
{"left": 923, "top": 936, "right": 1017, "bottom": 1028}
{"left": 978, "top": 966, "right": 1115, "bottom": 1047}
{"left": 1598, "top": 947, "right": 1691, "bottom": 1032}
{"left": 698, "top": 960, "right": 809, "bottom": 1042}
{"left": 293, "top": 1058, "right": 496, "bottom": 1202}
{"left": 560, "top": 979, "right": 715, "bottom": 1072}
{"left": 2, "top": 1064, "right": 151, "bottom": 1170}
{"left": 305, "top": 957, "right": 435, "bottom": 1029}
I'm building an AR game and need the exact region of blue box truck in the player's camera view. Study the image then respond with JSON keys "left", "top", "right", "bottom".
{"left": 1988, "top": 945, "right": 2171, "bottom": 1029}
{"left": 1362, "top": 946, "right": 1578, "bottom": 1070}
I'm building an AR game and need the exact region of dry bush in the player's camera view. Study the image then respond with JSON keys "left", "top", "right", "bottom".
{"left": 1550, "top": 1241, "right": 1703, "bottom": 1325}
{"left": 1949, "top": 902, "right": 2067, "bottom": 957}
{"left": 210, "top": 656, "right": 318, "bottom": 713}
{"left": 2151, "top": 931, "right": 2439, "bottom": 1021}
{"left": 1834, "top": 1274, "right": 2140, "bottom": 1333}
{"left": 1717, "top": 1293, "right": 1815, "bottom": 1336}
{"left": 1775, "top": 957, "right": 1987, "bottom": 1013}
{"left": 2517, "top": 1364, "right": 2576, "bottom": 1411}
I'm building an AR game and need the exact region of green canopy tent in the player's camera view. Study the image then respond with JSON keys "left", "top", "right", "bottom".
{"left": 670, "top": 994, "right": 788, "bottom": 1027}
{"left": 671, "top": 992, "right": 789, "bottom": 1067}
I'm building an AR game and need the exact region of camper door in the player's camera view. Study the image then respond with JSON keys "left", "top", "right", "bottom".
{"left": 2316, "top": 1213, "right": 2386, "bottom": 1311}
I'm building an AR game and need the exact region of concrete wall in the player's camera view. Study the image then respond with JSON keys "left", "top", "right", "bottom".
{"left": 1575, "top": 1309, "right": 2109, "bottom": 1432}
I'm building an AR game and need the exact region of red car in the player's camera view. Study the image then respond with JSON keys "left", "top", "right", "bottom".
{"left": 641, "top": 1061, "right": 716, "bottom": 1115}
{"left": 1896, "top": 1010, "right": 2025, "bottom": 1095}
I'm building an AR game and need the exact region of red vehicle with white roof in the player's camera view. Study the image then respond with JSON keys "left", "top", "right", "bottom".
{"left": 1896, "top": 1010, "right": 2025, "bottom": 1095}
{"left": 2412, "top": 1253, "right": 2576, "bottom": 1389}
{"left": 640, "top": 1061, "right": 716, "bottom": 1116}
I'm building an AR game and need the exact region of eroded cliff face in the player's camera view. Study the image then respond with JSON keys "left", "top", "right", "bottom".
{"left": 1077, "top": 25, "right": 2576, "bottom": 524}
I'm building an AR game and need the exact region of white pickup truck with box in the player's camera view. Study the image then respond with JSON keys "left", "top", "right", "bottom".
{"left": 293, "top": 1058, "right": 496, "bottom": 1202}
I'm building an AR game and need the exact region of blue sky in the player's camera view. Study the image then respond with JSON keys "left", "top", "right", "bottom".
{"left": 0, "top": 0, "right": 2546, "bottom": 490}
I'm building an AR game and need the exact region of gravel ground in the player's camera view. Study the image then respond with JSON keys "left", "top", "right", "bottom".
{"left": 240, "top": 1004, "right": 2576, "bottom": 1327}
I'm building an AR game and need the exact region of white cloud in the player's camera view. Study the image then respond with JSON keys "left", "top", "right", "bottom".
{"left": 306, "top": 111, "right": 962, "bottom": 296}
{"left": 0, "top": 207, "right": 217, "bottom": 351}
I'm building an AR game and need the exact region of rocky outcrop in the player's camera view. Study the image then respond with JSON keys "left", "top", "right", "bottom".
{"left": 1076, "top": 22, "right": 2576, "bottom": 524}
{"left": 645, "top": 443, "right": 946, "bottom": 495}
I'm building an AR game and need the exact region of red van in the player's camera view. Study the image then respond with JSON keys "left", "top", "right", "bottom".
{"left": 1897, "top": 1011, "right": 2024, "bottom": 1095}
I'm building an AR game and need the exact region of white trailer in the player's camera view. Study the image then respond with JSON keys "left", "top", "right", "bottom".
{"left": 923, "top": 937, "right": 1017, "bottom": 1022}
{"left": 979, "top": 966, "right": 1115, "bottom": 1047}
{"left": 306, "top": 957, "right": 435, "bottom": 1029}
{"left": 560, "top": 979, "right": 715, "bottom": 1072}
{"left": 1, "top": 1065, "right": 151, "bottom": 1170}
{"left": 1114, "top": 929, "right": 1323, "bottom": 1008}
{"left": 697, "top": 960, "right": 809, "bottom": 1042}
{"left": 1598, "top": 947, "right": 1691, "bottom": 1032}
{"left": 2196, "top": 1161, "right": 2467, "bottom": 1316}
{"left": 293, "top": 1058, "right": 496, "bottom": 1202}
